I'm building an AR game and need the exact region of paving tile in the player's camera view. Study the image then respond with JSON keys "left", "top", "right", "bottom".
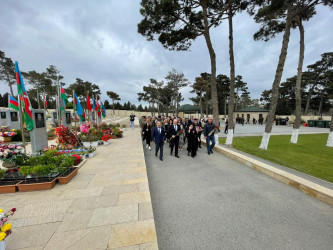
{"left": 122, "top": 178, "right": 148, "bottom": 185}
{"left": 14, "top": 200, "right": 73, "bottom": 219}
{"left": 118, "top": 192, "right": 151, "bottom": 206}
{"left": 5, "top": 222, "right": 61, "bottom": 249}
{"left": 102, "top": 184, "right": 139, "bottom": 196}
{"left": 139, "top": 203, "right": 154, "bottom": 221}
{"left": 57, "top": 187, "right": 104, "bottom": 199}
{"left": 110, "top": 245, "right": 140, "bottom": 250}
{"left": 138, "top": 182, "right": 150, "bottom": 192}
{"left": 44, "top": 225, "right": 111, "bottom": 250}
{"left": 16, "top": 245, "right": 44, "bottom": 250}
{"left": 88, "top": 205, "right": 138, "bottom": 227}
{"left": 57, "top": 210, "right": 94, "bottom": 232}
{"left": 68, "top": 194, "right": 118, "bottom": 211}
{"left": 108, "top": 220, "right": 157, "bottom": 248}
{"left": 12, "top": 213, "right": 65, "bottom": 228}
{"left": 140, "top": 241, "right": 158, "bottom": 250}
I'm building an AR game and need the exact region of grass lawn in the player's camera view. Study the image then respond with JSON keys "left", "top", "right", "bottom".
{"left": 219, "top": 134, "right": 333, "bottom": 183}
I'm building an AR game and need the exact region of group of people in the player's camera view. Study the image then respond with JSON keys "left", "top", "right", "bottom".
{"left": 140, "top": 115, "right": 218, "bottom": 161}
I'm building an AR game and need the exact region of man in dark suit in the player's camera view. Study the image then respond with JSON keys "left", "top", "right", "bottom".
{"left": 168, "top": 119, "right": 181, "bottom": 158}
{"left": 152, "top": 121, "right": 165, "bottom": 161}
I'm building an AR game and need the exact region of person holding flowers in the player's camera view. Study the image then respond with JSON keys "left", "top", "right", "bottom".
{"left": 187, "top": 124, "right": 198, "bottom": 158}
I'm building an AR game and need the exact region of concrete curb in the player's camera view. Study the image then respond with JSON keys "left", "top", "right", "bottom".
{"left": 202, "top": 140, "right": 333, "bottom": 206}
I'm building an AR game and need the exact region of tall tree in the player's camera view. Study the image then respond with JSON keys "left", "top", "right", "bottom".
{"left": 107, "top": 91, "right": 121, "bottom": 117}
{"left": 138, "top": 0, "right": 231, "bottom": 124}
{"left": 191, "top": 77, "right": 209, "bottom": 118}
{"left": 22, "top": 71, "right": 48, "bottom": 109}
{"left": 251, "top": 0, "right": 294, "bottom": 150}
{"left": 0, "top": 51, "right": 16, "bottom": 96}
{"left": 165, "top": 68, "right": 188, "bottom": 116}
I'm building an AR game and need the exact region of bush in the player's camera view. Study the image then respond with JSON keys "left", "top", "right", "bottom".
{"left": 11, "top": 129, "right": 22, "bottom": 141}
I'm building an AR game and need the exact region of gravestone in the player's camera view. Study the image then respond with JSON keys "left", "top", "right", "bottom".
{"left": 62, "top": 111, "right": 72, "bottom": 128}
{"left": 0, "top": 111, "right": 8, "bottom": 126}
{"left": 51, "top": 111, "right": 58, "bottom": 125}
{"left": 97, "top": 116, "right": 102, "bottom": 125}
{"left": 30, "top": 109, "right": 48, "bottom": 154}
{"left": 0, "top": 110, "right": 20, "bottom": 130}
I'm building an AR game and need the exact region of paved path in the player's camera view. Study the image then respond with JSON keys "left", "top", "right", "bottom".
{"left": 144, "top": 141, "right": 333, "bottom": 250}
{"left": 1, "top": 128, "right": 157, "bottom": 249}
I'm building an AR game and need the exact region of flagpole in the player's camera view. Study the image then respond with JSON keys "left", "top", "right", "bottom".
{"left": 18, "top": 94, "right": 26, "bottom": 153}
{"left": 87, "top": 91, "right": 90, "bottom": 122}
{"left": 73, "top": 90, "right": 77, "bottom": 127}
{"left": 57, "top": 76, "right": 61, "bottom": 126}
{"left": 8, "top": 95, "right": 10, "bottom": 110}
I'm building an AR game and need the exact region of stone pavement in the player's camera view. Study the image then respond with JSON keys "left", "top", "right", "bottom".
{"left": 144, "top": 140, "right": 333, "bottom": 250}
{"left": 0, "top": 128, "right": 158, "bottom": 250}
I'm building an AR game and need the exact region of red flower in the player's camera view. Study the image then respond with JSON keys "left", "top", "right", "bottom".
{"left": 11, "top": 208, "right": 16, "bottom": 213}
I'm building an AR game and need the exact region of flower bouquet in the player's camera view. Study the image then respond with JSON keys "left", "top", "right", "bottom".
{"left": 102, "top": 135, "right": 111, "bottom": 145}
{"left": 54, "top": 126, "right": 81, "bottom": 149}
{"left": 0, "top": 144, "right": 26, "bottom": 169}
{"left": 177, "top": 130, "right": 184, "bottom": 136}
{"left": 0, "top": 127, "right": 17, "bottom": 143}
{"left": 0, "top": 208, "right": 16, "bottom": 247}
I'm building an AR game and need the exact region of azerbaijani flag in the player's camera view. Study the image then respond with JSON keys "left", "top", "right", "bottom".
{"left": 44, "top": 94, "right": 48, "bottom": 109}
{"left": 87, "top": 94, "right": 91, "bottom": 111}
{"left": 15, "top": 62, "right": 34, "bottom": 131}
{"left": 101, "top": 102, "right": 106, "bottom": 118}
{"left": 9, "top": 96, "right": 19, "bottom": 111}
{"left": 60, "top": 88, "right": 68, "bottom": 110}
{"left": 92, "top": 97, "right": 97, "bottom": 111}
{"left": 74, "top": 92, "right": 83, "bottom": 116}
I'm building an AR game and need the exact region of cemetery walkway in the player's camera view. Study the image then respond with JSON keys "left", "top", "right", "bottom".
{"left": 1, "top": 127, "right": 158, "bottom": 250}
{"left": 144, "top": 141, "right": 333, "bottom": 250}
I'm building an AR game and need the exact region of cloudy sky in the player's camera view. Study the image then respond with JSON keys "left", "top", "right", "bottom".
{"left": 0, "top": 0, "right": 332, "bottom": 106}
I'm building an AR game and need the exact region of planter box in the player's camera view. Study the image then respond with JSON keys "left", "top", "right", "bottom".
{"left": 57, "top": 167, "right": 78, "bottom": 184}
{"left": 76, "top": 159, "right": 87, "bottom": 169}
{"left": 103, "top": 140, "right": 111, "bottom": 146}
{"left": 91, "top": 141, "right": 99, "bottom": 147}
{"left": 2, "top": 137, "right": 12, "bottom": 143}
{"left": 48, "top": 137, "right": 55, "bottom": 140}
{"left": 0, "top": 180, "right": 21, "bottom": 193}
{"left": 88, "top": 151, "right": 97, "bottom": 158}
{"left": 16, "top": 178, "right": 57, "bottom": 192}
{"left": 83, "top": 142, "right": 91, "bottom": 147}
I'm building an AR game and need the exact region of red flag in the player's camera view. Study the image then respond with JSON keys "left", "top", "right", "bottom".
{"left": 87, "top": 94, "right": 91, "bottom": 111}
{"left": 44, "top": 94, "right": 48, "bottom": 108}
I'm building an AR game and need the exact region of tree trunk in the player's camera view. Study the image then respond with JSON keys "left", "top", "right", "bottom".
{"left": 259, "top": 3, "right": 293, "bottom": 150}
{"left": 291, "top": 19, "right": 305, "bottom": 144}
{"left": 304, "top": 84, "right": 314, "bottom": 115}
{"left": 224, "top": 94, "right": 227, "bottom": 118}
{"left": 9, "top": 82, "right": 14, "bottom": 97}
{"left": 226, "top": 6, "right": 235, "bottom": 146}
{"left": 36, "top": 87, "right": 41, "bottom": 109}
{"left": 318, "top": 81, "right": 327, "bottom": 118}
{"left": 326, "top": 113, "right": 333, "bottom": 147}
{"left": 199, "top": 93, "right": 203, "bottom": 119}
{"left": 205, "top": 98, "right": 208, "bottom": 118}
{"left": 202, "top": 0, "right": 219, "bottom": 124}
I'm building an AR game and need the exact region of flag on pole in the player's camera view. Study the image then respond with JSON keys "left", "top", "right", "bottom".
{"left": 92, "top": 97, "right": 97, "bottom": 111}
{"left": 87, "top": 94, "right": 91, "bottom": 111}
{"left": 15, "top": 61, "right": 34, "bottom": 131}
{"left": 96, "top": 99, "right": 101, "bottom": 117}
{"left": 74, "top": 92, "right": 83, "bottom": 116}
{"left": 9, "top": 96, "right": 19, "bottom": 111}
{"left": 101, "top": 101, "right": 106, "bottom": 118}
{"left": 60, "top": 88, "right": 68, "bottom": 110}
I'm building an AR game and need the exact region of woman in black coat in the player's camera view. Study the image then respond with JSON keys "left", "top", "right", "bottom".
{"left": 187, "top": 124, "right": 198, "bottom": 158}
{"left": 142, "top": 121, "right": 152, "bottom": 150}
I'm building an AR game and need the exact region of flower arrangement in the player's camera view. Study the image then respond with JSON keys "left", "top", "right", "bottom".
{"left": 80, "top": 124, "right": 90, "bottom": 134}
{"left": 0, "top": 208, "right": 16, "bottom": 242}
{"left": 177, "top": 130, "right": 184, "bottom": 136}
{"left": 47, "top": 128, "right": 55, "bottom": 138}
{"left": 0, "top": 144, "right": 27, "bottom": 165}
{"left": 101, "top": 135, "right": 111, "bottom": 142}
{"left": 0, "top": 127, "right": 17, "bottom": 138}
{"left": 54, "top": 126, "right": 81, "bottom": 149}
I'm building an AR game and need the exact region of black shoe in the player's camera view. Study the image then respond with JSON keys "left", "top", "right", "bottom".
{"left": 155, "top": 152, "right": 157, "bottom": 157}
{"left": 175, "top": 155, "right": 180, "bottom": 158}
{"left": 210, "top": 150, "right": 214, "bottom": 154}
{"left": 170, "top": 152, "right": 173, "bottom": 156}
{"left": 188, "top": 152, "right": 190, "bottom": 156}
{"left": 208, "top": 152, "right": 210, "bottom": 155}
{"left": 160, "top": 158, "right": 163, "bottom": 161}
{"left": 199, "top": 145, "right": 201, "bottom": 148}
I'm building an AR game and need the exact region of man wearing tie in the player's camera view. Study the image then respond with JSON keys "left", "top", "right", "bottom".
{"left": 152, "top": 121, "right": 165, "bottom": 161}
{"left": 168, "top": 119, "right": 181, "bottom": 158}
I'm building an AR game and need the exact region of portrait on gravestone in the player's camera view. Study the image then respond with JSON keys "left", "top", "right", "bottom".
{"left": 53, "top": 112, "right": 57, "bottom": 120}
{"left": 10, "top": 112, "right": 18, "bottom": 122}
{"left": 35, "top": 112, "right": 45, "bottom": 128}
{"left": 66, "top": 113, "right": 71, "bottom": 124}
{"left": 1, "top": 112, "right": 6, "bottom": 119}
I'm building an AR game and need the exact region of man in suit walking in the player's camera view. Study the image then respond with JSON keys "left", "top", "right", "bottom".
{"left": 168, "top": 119, "right": 181, "bottom": 158}
{"left": 152, "top": 121, "right": 165, "bottom": 161}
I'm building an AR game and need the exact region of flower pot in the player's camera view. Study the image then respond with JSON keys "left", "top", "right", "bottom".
{"left": 76, "top": 159, "right": 87, "bottom": 169}
{"left": 2, "top": 137, "right": 12, "bottom": 142}
{"left": 2, "top": 162, "right": 16, "bottom": 170}
{"left": 83, "top": 142, "right": 90, "bottom": 147}
{"left": 57, "top": 167, "right": 78, "bottom": 184}
{"left": 0, "top": 240, "right": 5, "bottom": 250}
{"left": 103, "top": 140, "right": 111, "bottom": 146}
{"left": 88, "top": 151, "right": 96, "bottom": 158}
{"left": 0, "top": 180, "right": 21, "bottom": 193}
{"left": 91, "top": 141, "right": 98, "bottom": 147}
{"left": 16, "top": 178, "right": 57, "bottom": 192}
